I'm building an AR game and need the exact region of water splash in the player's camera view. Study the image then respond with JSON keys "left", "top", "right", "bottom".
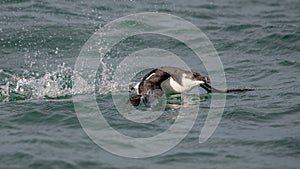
{"left": 0, "top": 61, "right": 133, "bottom": 102}
{"left": 0, "top": 64, "right": 73, "bottom": 102}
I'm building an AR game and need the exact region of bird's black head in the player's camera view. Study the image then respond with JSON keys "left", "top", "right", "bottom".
{"left": 192, "top": 72, "right": 210, "bottom": 83}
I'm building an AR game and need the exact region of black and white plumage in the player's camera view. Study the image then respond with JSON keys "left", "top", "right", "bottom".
{"left": 129, "top": 66, "right": 209, "bottom": 106}
{"left": 129, "top": 66, "right": 254, "bottom": 106}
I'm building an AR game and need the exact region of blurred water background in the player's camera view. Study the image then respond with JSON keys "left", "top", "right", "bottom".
{"left": 0, "top": 0, "right": 299, "bottom": 168}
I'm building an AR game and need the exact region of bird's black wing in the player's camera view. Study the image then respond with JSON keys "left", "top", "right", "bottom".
{"left": 129, "top": 69, "right": 171, "bottom": 106}
{"left": 138, "top": 69, "right": 171, "bottom": 95}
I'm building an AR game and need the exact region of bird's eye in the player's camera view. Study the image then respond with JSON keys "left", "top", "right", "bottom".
{"left": 193, "top": 73, "right": 198, "bottom": 78}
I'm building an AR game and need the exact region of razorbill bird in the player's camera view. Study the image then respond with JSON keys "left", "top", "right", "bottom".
{"left": 129, "top": 66, "right": 253, "bottom": 106}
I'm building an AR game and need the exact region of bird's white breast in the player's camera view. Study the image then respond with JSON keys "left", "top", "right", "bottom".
{"left": 161, "top": 77, "right": 203, "bottom": 94}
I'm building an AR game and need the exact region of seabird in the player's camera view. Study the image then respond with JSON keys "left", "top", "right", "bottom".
{"left": 129, "top": 66, "right": 253, "bottom": 106}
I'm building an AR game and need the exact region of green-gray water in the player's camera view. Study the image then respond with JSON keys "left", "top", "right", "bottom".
{"left": 1, "top": 0, "right": 300, "bottom": 168}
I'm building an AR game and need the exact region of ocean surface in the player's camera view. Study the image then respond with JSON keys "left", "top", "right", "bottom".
{"left": 1, "top": 0, "right": 300, "bottom": 168}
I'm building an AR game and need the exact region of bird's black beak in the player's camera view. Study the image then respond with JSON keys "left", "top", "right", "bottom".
{"left": 198, "top": 76, "right": 254, "bottom": 93}
{"left": 200, "top": 83, "right": 213, "bottom": 93}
